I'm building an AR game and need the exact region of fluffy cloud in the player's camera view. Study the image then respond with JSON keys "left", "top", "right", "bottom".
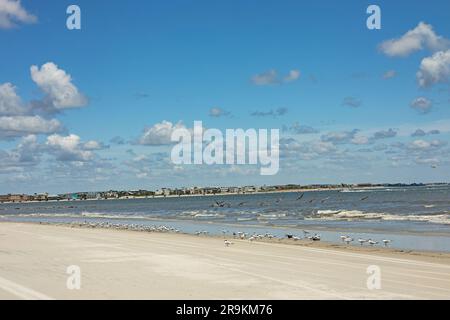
{"left": 138, "top": 120, "right": 187, "bottom": 146}
{"left": 379, "top": 22, "right": 449, "bottom": 57}
{"left": 321, "top": 129, "right": 362, "bottom": 145}
{"left": 83, "top": 140, "right": 109, "bottom": 151}
{"left": 411, "top": 129, "right": 440, "bottom": 137}
{"left": 46, "top": 134, "right": 96, "bottom": 162}
{"left": 0, "top": 115, "right": 61, "bottom": 139}
{"left": 250, "top": 107, "right": 288, "bottom": 117}
{"left": 280, "top": 137, "right": 337, "bottom": 160}
{"left": 30, "top": 62, "right": 87, "bottom": 111}
{"left": 251, "top": 69, "right": 300, "bottom": 85}
{"left": 342, "top": 96, "right": 362, "bottom": 108}
{"left": 410, "top": 97, "right": 433, "bottom": 114}
{"left": 1, "top": 63, "right": 88, "bottom": 141}
{"left": 14, "top": 134, "right": 41, "bottom": 162}
{"left": 0, "top": 82, "right": 25, "bottom": 116}
{"left": 0, "top": 0, "right": 37, "bottom": 29}
{"left": 284, "top": 70, "right": 301, "bottom": 82}
{"left": 372, "top": 128, "right": 397, "bottom": 140}
{"left": 0, "top": 135, "right": 42, "bottom": 174}
{"left": 282, "top": 122, "right": 319, "bottom": 135}
{"left": 416, "top": 49, "right": 450, "bottom": 87}
{"left": 251, "top": 69, "right": 278, "bottom": 85}
{"left": 408, "top": 139, "right": 446, "bottom": 151}
{"left": 209, "top": 107, "right": 231, "bottom": 118}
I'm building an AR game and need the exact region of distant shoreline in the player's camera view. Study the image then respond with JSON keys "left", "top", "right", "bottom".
{"left": 1, "top": 184, "right": 442, "bottom": 204}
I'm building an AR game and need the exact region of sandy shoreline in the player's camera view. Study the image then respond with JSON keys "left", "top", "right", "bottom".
{"left": 1, "top": 221, "right": 450, "bottom": 299}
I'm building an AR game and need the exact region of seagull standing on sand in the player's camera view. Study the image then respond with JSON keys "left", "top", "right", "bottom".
{"left": 344, "top": 237, "right": 353, "bottom": 245}
{"left": 382, "top": 239, "right": 392, "bottom": 247}
{"left": 224, "top": 240, "right": 233, "bottom": 247}
{"left": 311, "top": 234, "right": 321, "bottom": 241}
{"left": 368, "top": 239, "right": 378, "bottom": 246}
{"left": 358, "top": 238, "right": 367, "bottom": 246}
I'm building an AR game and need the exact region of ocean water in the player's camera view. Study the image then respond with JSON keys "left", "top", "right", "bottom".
{"left": 1, "top": 185, "right": 450, "bottom": 252}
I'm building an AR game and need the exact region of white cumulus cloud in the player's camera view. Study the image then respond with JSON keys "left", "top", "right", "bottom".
{"left": 379, "top": 22, "right": 449, "bottom": 57}
{"left": 0, "top": 0, "right": 37, "bottom": 29}
{"left": 138, "top": 120, "right": 187, "bottom": 146}
{"left": 30, "top": 62, "right": 87, "bottom": 111}
{"left": 46, "top": 134, "right": 94, "bottom": 162}
{"left": 410, "top": 97, "right": 433, "bottom": 114}
{"left": 0, "top": 82, "right": 26, "bottom": 116}
{"left": 251, "top": 69, "right": 301, "bottom": 85}
{"left": 417, "top": 49, "right": 450, "bottom": 87}
{"left": 0, "top": 115, "right": 61, "bottom": 139}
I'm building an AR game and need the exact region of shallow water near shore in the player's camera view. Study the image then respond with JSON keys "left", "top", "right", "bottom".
{"left": 1, "top": 185, "right": 450, "bottom": 252}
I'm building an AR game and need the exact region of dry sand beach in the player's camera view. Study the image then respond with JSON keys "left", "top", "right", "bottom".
{"left": 1, "top": 222, "right": 450, "bottom": 300}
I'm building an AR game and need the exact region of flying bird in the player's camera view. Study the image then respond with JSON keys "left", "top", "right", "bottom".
{"left": 321, "top": 197, "right": 330, "bottom": 203}
{"left": 296, "top": 193, "right": 305, "bottom": 201}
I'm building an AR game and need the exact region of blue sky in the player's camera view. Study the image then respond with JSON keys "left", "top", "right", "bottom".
{"left": 1, "top": 0, "right": 450, "bottom": 194}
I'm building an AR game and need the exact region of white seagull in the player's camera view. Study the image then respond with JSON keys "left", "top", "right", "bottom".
{"left": 382, "top": 239, "right": 392, "bottom": 247}
{"left": 224, "top": 240, "right": 233, "bottom": 247}
{"left": 344, "top": 237, "right": 353, "bottom": 245}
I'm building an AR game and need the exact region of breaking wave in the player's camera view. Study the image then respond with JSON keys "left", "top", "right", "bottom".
{"left": 309, "top": 210, "right": 450, "bottom": 225}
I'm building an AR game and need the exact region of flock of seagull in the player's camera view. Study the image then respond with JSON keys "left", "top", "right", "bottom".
{"left": 339, "top": 235, "right": 392, "bottom": 247}
{"left": 66, "top": 220, "right": 392, "bottom": 249}
{"left": 68, "top": 221, "right": 181, "bottom": 233}
{"left": 209, "top": 193, "right": 393, "bottom": 248}
{"left": 220, "top": 229, "right": 392, "bottom": 248}
{"left": 210, "top": 192, "right": 370, "bottom": 209}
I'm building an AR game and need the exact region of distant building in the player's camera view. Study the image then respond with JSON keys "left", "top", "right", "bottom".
{"left": 0, "top": 194, "right": 32, "bottom": 202}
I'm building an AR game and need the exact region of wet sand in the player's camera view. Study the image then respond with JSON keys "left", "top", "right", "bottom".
{"left": 1, "top": 222, "right": 450, "bottom": 299}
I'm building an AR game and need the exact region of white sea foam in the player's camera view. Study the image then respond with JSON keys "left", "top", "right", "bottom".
{"left": 310, "top": 210, "right": 450, "bottom": 224}
{"left": 257, "top": 213, "right": 287, "bottom": 220}
{"left": 340, "top": 188, "right": 407, "bottom": 193}
{"left": 193, "top": 213, "right": 225, "bottom": 218}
